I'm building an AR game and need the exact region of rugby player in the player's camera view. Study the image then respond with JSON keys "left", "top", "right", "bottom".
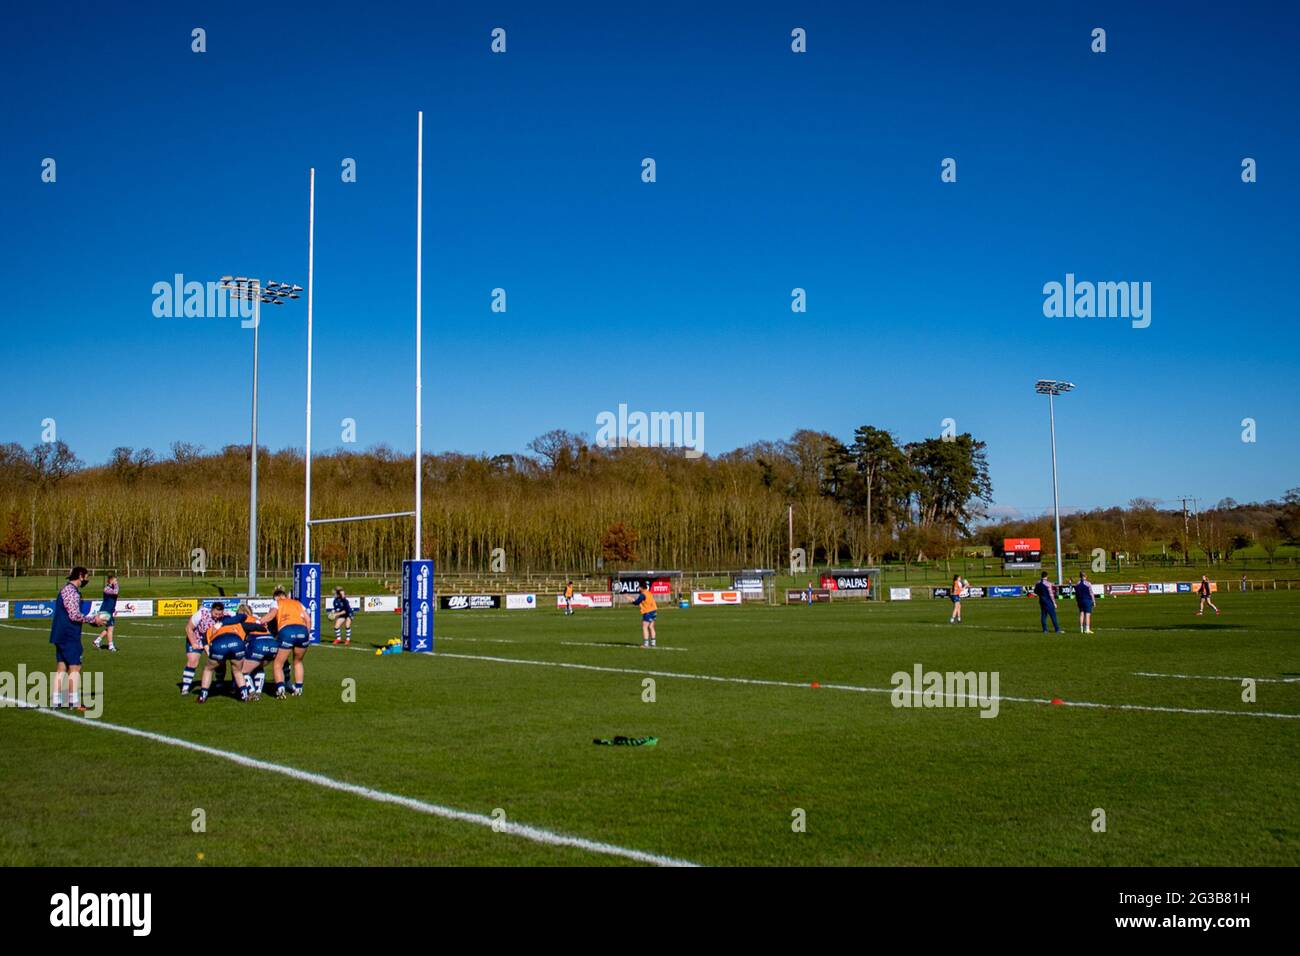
{"left": 259, "top": 586, "right": 313, "bottom": 699}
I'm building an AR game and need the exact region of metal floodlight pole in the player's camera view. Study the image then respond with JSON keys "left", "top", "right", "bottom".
{"left": 1035, "top": 379, "right": 1075, "bottom": 584}
{"left": 251, "top": 292, "right": 260, "bottom": 596}
{"left": 305, "top": 168, "right": 316, "bottom": 564}
{"left": 219, "top": 276, "right": 303, "bottom": 596}
{"left": 415, "top": 110, "right": 424, "bottom": 562}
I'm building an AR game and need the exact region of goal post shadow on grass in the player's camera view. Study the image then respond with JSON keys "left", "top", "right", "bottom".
{"left": 296, "top": 114, "right": 433, "bottom": 654}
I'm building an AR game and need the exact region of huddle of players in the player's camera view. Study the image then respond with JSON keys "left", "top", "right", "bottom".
{"left": 180, "top": 587, "right": 314, "bottom": 703}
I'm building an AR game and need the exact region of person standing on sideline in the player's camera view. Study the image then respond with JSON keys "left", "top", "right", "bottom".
{"left": 92, "top": 573, "right": 120, "bottom": 652}
{"left": 949, "top": 574, "right": 964, "bottom": 624}
{"left": 1075, "top": 572, "right": 1095, "bottom": 634}
{"left": 1196, "top": 575, "right": 1220, "bottom": 616}
{"left": 805, "top": 580, "right": 814, "bottom": 607}
{"left": 1034, "top": 571, "right": 1062, "bottom": 634}
{"left": 48, "top": 566, "right": 105, "bottom": 711}
{"left": 563, "top": 581, "right": 575, "bottom": 616}
{"left": 1240, "top": 573, "right": 1247, "bottom": 593}
{"left": 632, "top": 583, "right": 658, "bottom": 648}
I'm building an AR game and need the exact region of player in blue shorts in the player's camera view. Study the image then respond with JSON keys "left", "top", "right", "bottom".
{"left": 238, "top": 608, "right": 277, "bottom": 701}
{"left": 1075, "top": 572, "right": 1095, "bottom": 634}
{"left": 631, "top": 584, "right": 658, "bottom": 648}
{"left": 181, "top": 603, "right": 227, "bottom": 695}
{"left": 48, "top": 566, "right": 107, "bottom": 711}
{"left": 258, "top": 587, "right": 313, "bottom": 699}
{"left": 330, "top": 587, "right": 354, "bottom": 645}
{"left": 195, "top": 615, "right": 251, "bottom": 704}
{"left": 92, "top": 574, "right": 119, "bottom": 652}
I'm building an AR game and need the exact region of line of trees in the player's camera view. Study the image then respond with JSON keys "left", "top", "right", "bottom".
{"left": 978, "top": 493, "right": 1300, "bottom": 565}
{"left": 0, "top": 427, "right": 995, "bottom": 574}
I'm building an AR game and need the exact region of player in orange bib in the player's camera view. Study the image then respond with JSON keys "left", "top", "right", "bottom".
{"left": 631, "top": 584, "right": 658, "bottom": 648}
{"left": 258, "top": 586, "right": 313, "bottom": 699}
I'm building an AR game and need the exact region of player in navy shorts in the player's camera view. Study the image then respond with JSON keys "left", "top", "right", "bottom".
{"left": 240, "top": 610, "right": 278, "bottom": 701}
{"left": 257, "top": 587, "right": 314, "bottom": 698}
{"left": 196, "top": 615, "right": 252, "bottom": 704}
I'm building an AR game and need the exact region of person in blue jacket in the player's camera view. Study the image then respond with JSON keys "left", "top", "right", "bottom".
{"left": 1034, "top": 571, "right": 1063, "bottom": 634}
{"left": 1075, "top": 572, "right": 1095, "bottom": 634}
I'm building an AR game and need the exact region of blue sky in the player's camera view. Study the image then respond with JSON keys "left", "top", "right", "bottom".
{"left": 2, "top": 1, "right": 1296, "bottom": 516}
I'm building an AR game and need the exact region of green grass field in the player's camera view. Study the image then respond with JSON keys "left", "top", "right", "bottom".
{"left": 2, "top": 593, "right": 1297, "bottom": 866}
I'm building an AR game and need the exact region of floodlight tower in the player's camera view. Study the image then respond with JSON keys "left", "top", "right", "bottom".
{"left": 219, "top": 276, "right": 302, "bottom": 597}
{"left": 1034, "top": 379, "right": 1075, "bottom": 584}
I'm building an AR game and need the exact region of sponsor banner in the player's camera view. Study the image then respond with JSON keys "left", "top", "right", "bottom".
{"left": 733, "top": 576, "right": 765, "bottom": 594}
{"left": 505, "top": 593, "right": 537, "bottom": 610}
{"left": 89, "top": 599, "right": 154, "bottom": 618}
{"left": 0, "top": 601, "right": 7, "bottom": 619}
{"left": 1107, "top": 584, "right": 1132, "bottom": 595}
{"left": 1176, "top": 582, "right": 1193, "bottom": 593}
{"left": 988, "top": 585, "right": 1024, "bottom": 598}
{"left": 889, "top": 587, "right": 912, "bottom": 601}
{"left": 200, "top": 597, "right": 275, "bottom": 614}
{"left": 556, "top": 592, "right": 613, "bottom": 609}
{"left": 325, "top": 597, "right": 363, "bottom": 614}
{"left": 159, "top": 598, "right": 199, "bottom": 617}
{"left": 933, "top": 586, "right": 986, "bottom": 599}
{"left": 1131, "top": 583, "right": 1149, "bottom": 595}
{"left": 363, "top": 595, "right": 400, "bottom": 613}
{"left": 692, "top": 590, "right": 742, "bottom": 606}
{"left": 1147, "top": 583, "right": 1166, "bottom": 594}
{"left": 14, "top": 600, "right": 55, "bottom": 619}
{"left": 611, "top": 577, "right": 672, "bottom": 596}
{"left": 439, "top": 594, "right": 501, "bottom": 610}
{"left": 820, "top": 573, "right": 874, "bottom": 594}
{"left": 785, "top": 588, "right": 832, "bottom": 604}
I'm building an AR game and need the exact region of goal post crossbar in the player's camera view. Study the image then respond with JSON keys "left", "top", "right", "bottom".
{"left": 307, "top": 511, "right": 416, "bottom": 527}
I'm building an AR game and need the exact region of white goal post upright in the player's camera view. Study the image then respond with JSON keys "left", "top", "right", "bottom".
{"left": 415, "top": 109, "right": 423, "bottom": 562}
{"left": 305, "top": 167, "right": 315, "bottom": 564}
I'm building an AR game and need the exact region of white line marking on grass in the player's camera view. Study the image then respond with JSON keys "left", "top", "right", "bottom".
{"left": 430, "top": 653, "right": 1300, "bottom": 720}
{"left": 1134, "top": 672, "right": 1300, "bottom": 684}
{"left": 560, "top": 641, "right": 687, "bottom": 652}
{"left": 0, "top": 694, "right": 697, "bottom": 868}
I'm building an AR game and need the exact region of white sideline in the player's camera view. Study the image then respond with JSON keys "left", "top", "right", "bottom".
{"left": 1134, "top": 671, "right": 1300, "bottom": 684}
{"left": 429, "top": 652, "right": 1300, "bottom": 721}
{"left": 560, "top": 641, "right": 688, "bottom": 652}
{"left": 0, "top": 695, "right": 697, "bottom": 868}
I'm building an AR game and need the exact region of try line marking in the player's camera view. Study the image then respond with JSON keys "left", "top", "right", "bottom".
{"left": 0, "top": 695, "right": 697, "bottom": 868}
{"left": 1134, "top": 671, "right": 1300, "bottom": 684}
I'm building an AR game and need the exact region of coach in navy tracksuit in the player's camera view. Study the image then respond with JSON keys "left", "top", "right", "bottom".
{"left": 1034, "top": 571, "right": 1063, "bottom": 634}
{"left": 48, "top": 566, "right": 104, "bottom": 710}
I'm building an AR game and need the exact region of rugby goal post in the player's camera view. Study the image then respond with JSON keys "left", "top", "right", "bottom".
{"left": 298, "top": 113, "right": 434, "bottom": 652}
